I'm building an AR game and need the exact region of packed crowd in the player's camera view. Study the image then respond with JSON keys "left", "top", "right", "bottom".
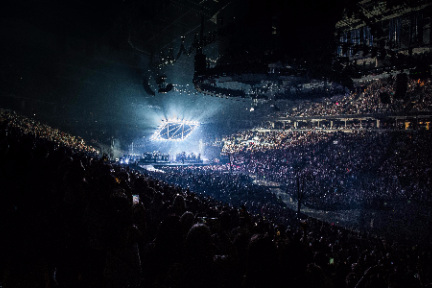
{"left": 221, "top": 130, "right": 332, "bottom": 153}
{"left": 3, "top": 109, "right": 432, "bottom": 288}
{"left": 277, "top": 77, "right": 432, "bottom": 118}
{"left": 220, "top": 117, "right": 423, "bottom": 154}
{"left": 144, "top": 164, "right": 279, "bottom": 209}
{"left": 0, "top": 109, "right": 97, "bottom": 153}
{"left": 218, "top": 129, "right": 432, "bottom": 213}
{"left": 222, "top": 128, "right": 377, "bottom": 154}
{"left": 3, "top": 116, "right": 432, "bottom": 288}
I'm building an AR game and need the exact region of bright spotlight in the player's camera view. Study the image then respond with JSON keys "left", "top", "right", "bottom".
{"left": 151, "top": 118, "right": 200, "bottom": 141}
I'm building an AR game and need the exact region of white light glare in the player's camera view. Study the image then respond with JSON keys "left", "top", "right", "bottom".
{"left": 151, "top": 118, "right": 200, "bottom": 141}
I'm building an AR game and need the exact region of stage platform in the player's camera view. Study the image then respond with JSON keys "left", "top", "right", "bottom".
{"left": 139, "top": 159, "right": 171, "bottom": 165}
{"left": 135, "top": 160, "right": 210, "bottom": 171}
{"left": 152, "top": 162, "right": 208, "bottom": 168}
{"left": 138, "top": 162, "right": 211, "bottom": 173}
{"left": 139, "top": 159, "right": 205, "bottom": 165}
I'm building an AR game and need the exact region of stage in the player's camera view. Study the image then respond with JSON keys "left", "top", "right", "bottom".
{"left": 139, "top": 159, "right": 204, "bottom": 166}
{"left": 134, "top": 160, "right": 211, "bottom": 172}
{"left": 153, "top": 162, "right": 208, "bottom": 168}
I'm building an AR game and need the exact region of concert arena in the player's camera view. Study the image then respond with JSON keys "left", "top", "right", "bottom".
{"left": 2, "top": 0, "right": 432, "bottom": 287}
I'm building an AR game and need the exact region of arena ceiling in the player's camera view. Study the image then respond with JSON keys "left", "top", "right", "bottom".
{"left": 1, "top": 0, "right": 352, "bottom": 147}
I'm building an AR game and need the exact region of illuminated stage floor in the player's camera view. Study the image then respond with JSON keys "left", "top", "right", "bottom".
{"left": 153, "top": 163, "right": 208, "bottom": 168}
{"left": 139, "top": 162, "right": 210, "bottom": 171}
